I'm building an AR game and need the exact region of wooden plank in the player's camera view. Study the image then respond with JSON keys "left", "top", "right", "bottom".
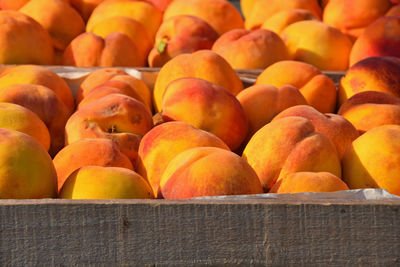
{"left": 1, "top": 199, "right": 400, "bottom": 266}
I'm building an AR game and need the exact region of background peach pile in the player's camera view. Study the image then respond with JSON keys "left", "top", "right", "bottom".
{"left": 0, "top": 0, "right": 399, "bottom": 199}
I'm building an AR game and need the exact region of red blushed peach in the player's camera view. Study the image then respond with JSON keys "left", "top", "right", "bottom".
{"left": 338, "top": 91, "right": 400, "bottom": 134}
{"left": 211, "top": 29, "right": 289, "bottom": 69}
{"left": 349, "top": 17, "right": 400, "bottom": 66}
{"left": 323, "top": 0, "right": 392, "bottom": 40}
{"left": 161, "top": 78, "right": 248, "bottom": 151}
{"left": 60, "top": 166, "right": 154, "bottom": 199}
{"left": 243, "top": 116, "right": 341, "bottom": 191}
{"left": 144, "top": 0, "right": 173, "bottom": 12}
{"left": 236, "top": 84, "right": 307, "bottom": 141}
{"left": 160, "top": 147, "right": 263, "bottom": 199}
{"left": 153, "top": 50, "right": 243, "bottom": 112}
{"left": 136, "top": 121, "right": 230, "bottom": 198}
{"left": 261, "top": 9, "right": 318, "bottom": 34}
{"left": 70, "top": 0, "right": 105, "bottom": 21}
{"left": 148, "top": 15, "right": 219, "bottom": 67}
{"left": 386, "top": 4, "right": 400, "bottom": 17}
{"left": 53, "top": 138, "right": 133, "bottom": 192}
{"left": 65, "top": 94, "right": 154, "bottom": 166}
{"left": 273, "top": 105, "right": 359, "bottom": 158}
{"left": 164, "top": 0, "right": 244, "bottom": 35}
{"left": 338, "top": 57, "right": 400, "bottom": 106}
{"left": 62, "top": 32, "right": 146, "bottom": 67}
{"left": 256, "top": 60, "right": 337, "bottom": 113}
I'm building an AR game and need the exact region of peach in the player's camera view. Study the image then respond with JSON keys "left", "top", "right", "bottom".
{"left": 256, "top": 60, "right": 337, "bottom": 113}
{"left": 148, "top": 15, "right": 219, "bottom": 67}
{"left": 53, "top": 138, "right": 133, "bottom": 192}
{"left": 240, "top": 0, "right": 257, "bottom": 19}
{"left": 323, "top": 0, "right": 392, "bottom": 40}
{"left": 338, "top": 57, "right": 400, "bottom": 106}
{"left": 0, "top": 11, "right": 54, "bottom": 64}
{"left": 153, "top": 50, "right": 243, "bottom": 112}
{"left": 0, "top": 65, "right": 74, "bottom": 113}
{"left": 65, "top": 94, "right": 154, "bottom": 165}
{"left": 0, "top": 84, "right": 70, "bottom": 156}
{"left": 144, "top": 0, "right": 173, "bottom": 12}
{"left": 136, "top": 121, "right": 229, "bottom": 197}
{"left": 70, "top": 0, "right": 105, "bottom": 21}
{"left": 211, "top": 29, "right": 289, "bottom": 69}
{"left": 242, "top": 116, "right": 341, "bottom": 191}
{"left": 342, "top": 124, "right": 400, "bottom": 195}
{"left": 0, "top": 128, "right": 57, "bottom": 199}
{"left": 163, "top": 0, "right": 244, "bottom": 35}
{"left": 245, "top": 0, "right": 321, "bottom": 30}
{"left": 281, "top": 20, "right": 353, "bottom": 71}
{"left": 0, "top": 102, "right": 50, "bottom": 151}
{"left": 86, "top": 0, "right": 163, "bottom": 38}
{"left": 236, "top": 84, "right": 307, "bottom": 141}
{"left": 270, "top": 172, "right": 349, "bottom": 193}
{"left": 0, "top": 0, "right": 29, "bottom": 10}
{"left": 60, "top": 166, "right": 154, "bottom": 199}
{"left": 20, "top": 0, "right": 85, "bottom": 51}
{"left": 386, "top": 4, "right": 400, "bottom": 17}
{"left": 161, "top": 77, "right": 248, "bottom": 150}
{"left": 160, "top": 147, "right": 263, "bottom": 199}
{"left": 261, "top": 9, "right": 318, "bottom": 34}
{"left": 349, "top": 17, "right": 400, "bottom": 66}
{"left": 62, "top": 32, "right": 146, "bottom": 67}
{"left": 338, "top": 91, "right": 400, "bottom": 134}
{"left": 273, "top": 105, "right": 359, "bottom": 158}
{"left": 88, "top": 16, "right": 152, "bottom": 62}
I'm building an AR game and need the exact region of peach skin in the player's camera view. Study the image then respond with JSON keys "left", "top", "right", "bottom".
{"left": 70, "top": 0, "right": 105, "bottom": 21}
{"left": 0, "top": 0, "right": 29, "bottom": 9}
{"left": 261, "top": 9, "right": 318, "bottom": 34}
{"left": 386, "top": 4, "right": 400, "bottom": 17}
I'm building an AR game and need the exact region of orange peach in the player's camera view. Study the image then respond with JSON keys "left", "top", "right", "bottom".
{"left": 0, "top": 65, "right": 74, "bottom": 113}
{"left": 161, "top": 77, "right": 248, "bottom": 150}
{"left": 349, "top": 17, "right": 400, "bottom": 66}
{"left": 243, "top": 116, "right": 341, "bottom": 191}
{"left": 153, "top": 50, "right": 243, "bottom": 112}
{"left": 245, "top": 0, "right": 321, "bottom": 30}
{"left": 323, "top": 0, "right": 392, "bottom": 40}
{"left": 20, "top": 0, "right": 85, "bottom": 51}
{"left": 273, "top": 105, "right": 359, "bottom": 158}
{"left": 0, "top": 128, "right": 57, "bottom": 199}
{"left": 144, "top": 0, "right": 173, "bottom": 12}
{"left": 338, "top": 91, "right": 400, "bottom": 134}
{"left": 53, "top": 138, "right": 133, "bottom": 192}
{"left": 212, "top": 29, "right": 289, "bottom": 69}
{"left": 338, "top": 57, "right": 400, "bottom": 106}
{"left": 386, "top": 4, "right": 400, "bottom": 17}
{"left": 0, "top": 102, "right": 50, "bottom": 151}
{"left": 240, "top": 0, "right": 257, "bottom": 19}
{"left": 342, "top": 124, "right": 400, "bottom": 195}
{"left": 0, "top": 84, "right": 70, "bottom": 156}
{"left": 136, "top": 121, "right": 229, "bottom": 197}
{"left": 65, "top": 94, "right": 153, "bottom": 165}
{"left": 256, "top": 60, "right": 337, "bottom": 113}
{"left": 70, "top": 0, "right": 105, "bottom": 21}
{"left": 60, "top": 166, "right": 154, "bottom": 199}
{"left": 0, "top": 11, "right": 54, "bottom": 64}
{"left": 281, "top": 20, "right": 353, "bottom": 71}
{"left": 261, "top": 9, "right": 318, "bottom": 34}
{"left": 62, "top": 32, "right": 146, "bottom": 67}
{"left": 148, "top": 15, "right": 219, "bottom": 67}
{"left": 0, "top": 0, "right": 29, "bottom": 10}
{"left": 164, "top": 0, "right": 244, "bottom": 35}
{"left": 270, "top": 171, "right": 349, "bottom": 193}
{"left": 160, "top": 147, "right": 263, "bottom": 199}
{"left": 236, "top": 84, "right": 307, "bottom": 140}
{"left": 86, "top": 0, "right": 163, "bottom": 38}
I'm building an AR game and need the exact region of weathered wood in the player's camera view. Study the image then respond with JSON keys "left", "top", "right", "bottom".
{"left": 1, "top": 198, "right": 399, "bottom": 266}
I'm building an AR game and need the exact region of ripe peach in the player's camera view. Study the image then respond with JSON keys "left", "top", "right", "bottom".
{"left": 256, "top": 60, "right": 337, "bottom": 113}
{"left": 163, "top": 0, "right": 244, "bottom": 35}
{"left": 386, "top": 4, "right": 400, "bottom": 17}
{"left": 148, "top": 15, "right": 219, "bottom": 67}
{"left": 273, "top": 105, "right": 359, "bottom": 158}
{"left": 240, "top": 0, "right": 257, "bottom": 19}
{"left": 70, "top": 0, "right": 105, "bottom": 21}
{"left": 342, "top": 125, "right": 400, "bottom": 195}
{"left": 270, "top": 172, "right": 349, "bottom": 193}
{"left": 0, "top": 128, "right": 57, "bottom": 199}
{"left": 153, "top": 50, "right": 243, "bottom": 112}
{"left": 144, "top": 0, "right": 173, "bottom": 12}
{"left": 53, "top": 138, "right": 133, "bottom": 192}
{"left": 242, "top": 116, "right": 341, "bottom": 191}
{"left": 0, "top": 0, "right": 29, "bottom": 10}
{"left": 281, "top": 20, "right": 353, "bottom": 71}
{"left": 160, "top": 147, "right": 263, "bottom": 199}
{"left": 60, "top": 166, "right": 154, "bottom": 199}
{"left": 161, "top": 78, "right": 248, "bottom": 150}
{"left": 211, "top": 29, "right": 289, "bottom": 69}
{"left": 261, "top": 9, "right": 318, "bottom": 34}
